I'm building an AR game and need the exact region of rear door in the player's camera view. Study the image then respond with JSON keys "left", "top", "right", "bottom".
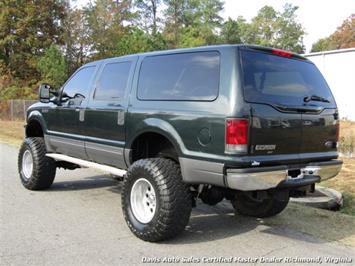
{"left": 84, "top": 57, "right": 137, "bottom": 168}
{"left": 240, "top": 48, "right": 338, "bottom": 160}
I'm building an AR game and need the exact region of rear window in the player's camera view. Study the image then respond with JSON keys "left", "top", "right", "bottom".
{"left": 138, "top": 52, "right": 220, "bottom": 101}
{"left": 240, "top": 50, "right": 335, "bottom": 106}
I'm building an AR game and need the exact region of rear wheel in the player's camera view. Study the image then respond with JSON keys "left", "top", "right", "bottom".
{"left": 18, "top": 137, "right": 56, "bottom": 190}
{"left": 232, "top": 190, "right": 289, "bottom": 218}
{"left": 122, "top": 158, "right": 192, "bottom": 242}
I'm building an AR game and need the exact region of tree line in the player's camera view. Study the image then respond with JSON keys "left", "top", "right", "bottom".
{"left": 0, "top": 0, "right": 353, "bottom": 100}
{"left": 311, "top": 14, "right": 355, "bottom": 53}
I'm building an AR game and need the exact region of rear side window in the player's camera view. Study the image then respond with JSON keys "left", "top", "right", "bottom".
{"left": 138, "top": 52, "right": 220, "bottom": 101}
{"left": 94, "top": 62, "right": 131, "bottom": 100}
{"left": 241, "top": 50, "right": 335, "bottom": 106}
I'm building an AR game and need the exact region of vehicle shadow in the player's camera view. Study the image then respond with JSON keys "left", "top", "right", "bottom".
{"left": 169, "top": 202, "right": 262, "bottom": 244}
{"left": 165, "top": 201, "right": 355, "bottom": 246}
{"left": 50, "top": 174, "right": 355, "bottom": 246}
{"left": 50, "top": 174, "right": 118, "bottom": 191}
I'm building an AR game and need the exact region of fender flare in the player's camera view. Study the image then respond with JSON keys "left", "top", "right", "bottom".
{"left": 126, "top": 118, "right": 187, "bottom": 159}
{"left": 26, "top": 110, "right": 48, "bottom": 136}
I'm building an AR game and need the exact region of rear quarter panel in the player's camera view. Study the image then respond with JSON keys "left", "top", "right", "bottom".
{"left": 126, "top": 47, "right": 243, "bottom": 161}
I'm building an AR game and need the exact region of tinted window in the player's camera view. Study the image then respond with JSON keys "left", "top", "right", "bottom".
{"left": 138, "top": 52, "right": 220, "bottom": 101}
{"left": 241, "top": 50, "right": 335, "bottom": 106}
{"left": 94, "top": 62, "right": 131, "bottom": 100}
{"left": 63, "top": 66, "right": 96, "bottom": 100}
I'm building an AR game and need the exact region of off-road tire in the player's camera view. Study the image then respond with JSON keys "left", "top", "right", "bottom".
{"left": 232, "top": 190, "right": 289, "bottom": 218}
{"left": 122, "top": 158, "right": 192, "bottom": 242}
{"left": 18, "top": 137, "right": 56, "bottom": 190}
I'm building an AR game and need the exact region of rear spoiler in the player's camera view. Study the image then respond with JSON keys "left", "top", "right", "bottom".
{"left": 240, "top": 45, "right": 308, "bottom": 61}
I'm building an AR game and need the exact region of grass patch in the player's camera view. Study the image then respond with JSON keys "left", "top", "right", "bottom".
{"left": 265, "top": 203, "right": 355, "bottom": 246}
{"left": 339, "top": 120, "right": 355, "bottom": 156}
{"left": 341, "top": 192, "right": 355, "bottom": 216}
{"left": 0, "top": 120, "right": 24, "bottom": 147}
{"left": 322, "top": 157, "right": 355, "bottom": 216}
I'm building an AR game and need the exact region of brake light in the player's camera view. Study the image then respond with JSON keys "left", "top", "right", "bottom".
{"left": 272, "top": 49, "right": 293, "bottom": 58}
{"left": 225, "top": 118, "right": 248, "bottom": 154}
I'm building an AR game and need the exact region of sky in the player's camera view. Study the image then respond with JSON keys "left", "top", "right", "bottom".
{"left": 75, "top": 0, "right": 355, "bottom": 52}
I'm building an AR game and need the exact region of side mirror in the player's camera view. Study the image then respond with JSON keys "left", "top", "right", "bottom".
{"left": 39, "top": 84, "right": 51, "bottom": 103}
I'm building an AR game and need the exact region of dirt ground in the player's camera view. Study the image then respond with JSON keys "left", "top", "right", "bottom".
{"left": 0, "top": 120, "right": 24, "bottom": 146}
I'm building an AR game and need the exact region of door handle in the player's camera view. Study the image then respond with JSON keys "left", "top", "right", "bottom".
{"left": 108, "top": 103, "right": 122, "bottom": 108}
{"left": 74, "top": 108, "right": 85, "bottom": 121}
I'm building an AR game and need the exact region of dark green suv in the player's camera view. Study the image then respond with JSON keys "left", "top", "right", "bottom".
{"left": 18, "top": 45, "right": 342, "bottom": 242}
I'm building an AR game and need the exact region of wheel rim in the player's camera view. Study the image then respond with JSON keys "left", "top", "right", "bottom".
{"left": 130, "top": 178, "right": 157, "bottom": 224}
{"left": 22, "top": 150, "right": 33, "bottom": 180}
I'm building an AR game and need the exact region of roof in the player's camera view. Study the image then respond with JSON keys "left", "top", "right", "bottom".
{"left": 84, "top": 44, "right": 308, "bottom": 67}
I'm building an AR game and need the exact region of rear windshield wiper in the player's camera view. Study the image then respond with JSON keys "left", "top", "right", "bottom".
{"left": 304, "top": 95, "right": 330, "bottom": 103}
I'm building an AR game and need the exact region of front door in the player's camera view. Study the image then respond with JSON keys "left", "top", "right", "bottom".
{"left": 46, "top": 65, "right": 98, "bottom": 159}
{"left": 84, "top": 57, "right": 137, "bottom": 168}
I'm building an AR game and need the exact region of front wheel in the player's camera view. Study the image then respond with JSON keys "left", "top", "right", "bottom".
{"left": 18, "top": 137, "right": 56, "bottom": 190}
{"left": 231, "top": 190, "right": 289, "bottom": 218}
{"left": 122, "top": 158, "right": 192, "bottom": 242}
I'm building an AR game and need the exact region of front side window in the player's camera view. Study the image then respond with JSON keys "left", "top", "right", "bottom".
{"left": 138, "top": 52, "right": 220, "bottom": 101}
{"left": 94, "top": 62, "right": 132, "bottom": 101}
{"left": 62, "top": 66, "right": 96, "bottom": 105}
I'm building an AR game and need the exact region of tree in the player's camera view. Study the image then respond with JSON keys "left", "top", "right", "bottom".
{"left": 62, "top": 7, "right": 90, "bottom": 75}
{"left": 84, "top": 0, "right": 133, "bottom": 59}
{"left": 37, "top": 45, "right": 68, "bottom": 88}
{"left": 196, "top": 0, "right": 224, "bottom": 44}
{"left": 311, "top": 14, "right": 355, "bottom": 52}
{"left": 311, "top": 37, "right": 334, "bottom": 52}
{"left": 249, "top": 4, "right": 305, "bottom": 53}
{"left": 275, "top": 4, "right": 305, "bottom": 52}
{"left": 221, "top": 18, "right": 242, "bottom": 44}
{"left": 220, "top": 16, "right": 252, "bottom": 44}
{"left": 250, "top": 6, "right": 278, "bottom": 47}
{"left": 116, "top": 28, "right": 167, "bottom": 55}
{"left": 134, "top": 0, "right": 162, "bottom": 35}
{"left": 0, "top": 0, "right": 66, "bottom": 80}
{"left": 163, "top": 0, "right": 192, "bottom": 47}
{"left": 162, "top": 0, "right": 223, "bottom": 48}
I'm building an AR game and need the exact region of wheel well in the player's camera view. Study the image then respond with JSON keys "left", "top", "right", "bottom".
{"left": 130, "top": 132, "right": 178, "bottom": 164}
{"left": 26, "top": 120, "right": 44, "bottom": 138}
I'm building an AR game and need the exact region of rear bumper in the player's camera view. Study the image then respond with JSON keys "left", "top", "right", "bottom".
{"left": 225, "top": 160, "right": 342, "bottom": 191}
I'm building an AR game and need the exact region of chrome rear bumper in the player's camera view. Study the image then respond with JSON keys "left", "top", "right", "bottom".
{"left": 225, "top": 160, "right": 342, "bottom": 191}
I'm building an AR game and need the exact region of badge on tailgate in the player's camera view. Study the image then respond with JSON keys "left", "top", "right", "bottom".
{"left": 255, "top": 145, "right": 276, "bottom": 151}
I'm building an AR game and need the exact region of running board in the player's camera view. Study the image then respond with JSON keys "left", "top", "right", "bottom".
{"left": 46, "top": 153, "right": 127, "bottom": 177}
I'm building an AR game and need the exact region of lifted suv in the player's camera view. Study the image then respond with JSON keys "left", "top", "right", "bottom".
{"left": 19, "top": 45, "right": 342, "bottom": 242}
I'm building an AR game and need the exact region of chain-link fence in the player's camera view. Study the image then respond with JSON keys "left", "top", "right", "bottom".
{"left": 0, "top": 100, "right": 37, "bottom": 120}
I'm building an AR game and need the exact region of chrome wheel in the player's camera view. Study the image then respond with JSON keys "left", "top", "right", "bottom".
{"left": 130, "top": 178, "right": 156, "bottom": 224}
{"left": 22, "top": 150, "right": 33, "bottom": 180}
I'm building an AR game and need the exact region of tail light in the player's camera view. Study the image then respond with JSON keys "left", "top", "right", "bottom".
{"left": 225, "top": 118, "right": 248, "bottom": 154}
